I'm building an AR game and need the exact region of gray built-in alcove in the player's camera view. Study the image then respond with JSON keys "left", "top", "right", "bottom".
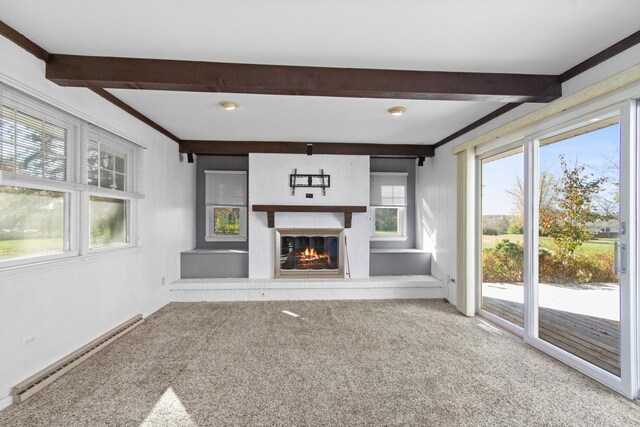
{"left": 369, "top": 158, "right": 416, "bottom": 249}
{"left": 369, "top": 158, "right": 431, "bottom": 276}
{"left": 196, "top": 156, "right": 249, "bottom": 250}
{"left": 182, "top": 155, "right": 431, "bottom": 278}
{"left": 181, "top": 155, "right": 249, "bottom": 278}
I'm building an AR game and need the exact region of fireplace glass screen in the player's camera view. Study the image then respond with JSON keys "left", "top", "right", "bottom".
{"left": 280, "top": 235, "right": 339, "bottom": 271}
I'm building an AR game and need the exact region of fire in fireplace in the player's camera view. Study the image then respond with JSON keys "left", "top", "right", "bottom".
{"left": 275, "top": 229, "right": 344, "bottom": 277}
{"left": 281, "top": 238, "right": 336, "bottom": 270}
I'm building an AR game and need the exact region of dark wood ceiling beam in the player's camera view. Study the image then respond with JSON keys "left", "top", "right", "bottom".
{"left": 46, "top": 54, "right": 561, "bottom": 103}
{"left": 433, "top": 29, "right": 640, "bottom": 150}
{"left": 0, "top": 21, "right": 181, "bottom": 144}
{"left": 179, "top": 140, "right": 434, "bottom": 157}
{"left": 0, "top": 20, "right": 49, "bottom": 62}
{"left": 432, "top": 102, "right": 522, "bottom": 149}
{"left": 88, "top": 87, "right": 181, "bottom": 143}
{"left": 560, "top": 29, "right": 640, "bottom": 83}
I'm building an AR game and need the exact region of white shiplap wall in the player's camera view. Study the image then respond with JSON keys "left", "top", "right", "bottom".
{"left": 0, "top": 36, "right": 196, "bottom": 408}
{"left": 415, "top": 149, "right": 457, "bottom": 303}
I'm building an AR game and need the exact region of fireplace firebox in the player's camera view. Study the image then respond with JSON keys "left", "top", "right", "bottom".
{"left": 275, "top": 229, "right": 344, "bottom": 278}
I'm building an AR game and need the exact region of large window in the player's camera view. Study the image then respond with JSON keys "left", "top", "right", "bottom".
{"left": 90, "top": 196, "right": 128, "bottom": 248}
{"left": 0, "top": 185, "right": 68, "bottom": 260}
{"left": 86, "top": 126, "right": 135, "bottom": 250}
{"left": 0, "top": 82, "right": 141, "bottom": 267}
{"left": 370, "top": 172, "right": 407, "bottom": 239}
{"left": 205, "top": 171, "right": 247, "bottom": 241}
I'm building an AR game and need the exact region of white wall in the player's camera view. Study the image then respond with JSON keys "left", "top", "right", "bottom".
{"left": 248, "top": 153, "right": 369, "bottom": 278}
{"left": 0, "top": 37, "right": 196, "bottom": 407}
{"left": 415, "top": 152, "right": 458, "bottom": 302}
{"left": 416, "top": 44, "right": 640, "bottom": 309}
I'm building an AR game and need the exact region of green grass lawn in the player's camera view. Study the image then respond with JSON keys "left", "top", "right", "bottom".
{"left": 482, "top": 234, "right": 615, "bottom": 255}
{"left": 0, "top": 238, "right": 64, "bottom": 259}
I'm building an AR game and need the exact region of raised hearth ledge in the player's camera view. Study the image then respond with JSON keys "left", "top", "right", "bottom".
{"left": 182, "top": 249, "right": 248, "bottom": 254}
{"left": 252, "top": 205, "right": 367, "bottom": 228}
{"left": 369, "top": 248, "right": 429, "bottom": 253}
{"left": 170, "top": 275, "right": 443, "bottom": 302}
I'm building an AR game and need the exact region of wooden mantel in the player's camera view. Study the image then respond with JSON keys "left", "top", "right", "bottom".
{"left": 252, "top": 205, "right": 367, "bottom": 228}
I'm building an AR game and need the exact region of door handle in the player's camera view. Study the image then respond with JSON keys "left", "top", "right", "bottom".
{"left": 619, "top": 243, "right": 627, "bottom": 274}
{"left": 614, "top": 241, "right": 618, "bottom": 275}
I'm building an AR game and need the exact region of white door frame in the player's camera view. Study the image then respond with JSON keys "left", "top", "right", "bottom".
{"left": 523, "top": 101, "right": 638, "bottom": 398}
{"left": 474, "top": 97, "right": 639, "bottom": 399}
{"left": 476, "top": 142, "right": 526, "bottom": 337}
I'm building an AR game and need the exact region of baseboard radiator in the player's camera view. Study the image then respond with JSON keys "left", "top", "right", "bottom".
{"left": 11, "top": 314, "right": 144, "bottom": 404}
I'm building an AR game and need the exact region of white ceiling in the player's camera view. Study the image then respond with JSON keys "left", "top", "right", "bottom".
{"left": 109, "top": 90, "right": 502, "bottom": 143}
{"left": 1, "top": 0, "right": 639, "bottom": 144}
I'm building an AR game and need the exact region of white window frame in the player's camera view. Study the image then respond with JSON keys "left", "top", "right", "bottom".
{"left": 204, "top": 170, "right": 247, "bottom": 242}
{"left": 83, "top": 128, "right": 139, "bottom": 254}
{"left": 519, "top": 102, "right": 637, "bottom": 399}
{"left": 0, "top": 179, "right": 79, "bottom": 268}
{"left": 370, "top": 172, "right": 408, "bottom": 241}
{"left": 0, "top": 81, "right": 143, "bottom": 271}
{"left": 205, "top": 205, "right": 247, "bottom": 241}
{"left": 84, "top": 192, "right": 136, "bottom": 253}
{"left": 370, "top": 206, "right": 407, "bottom": 240}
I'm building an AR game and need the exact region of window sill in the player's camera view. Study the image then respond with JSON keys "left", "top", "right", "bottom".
{"left": 370, "top": 236, "right": 409, "bottom": 241}
{"left": 205, "top": 236, "right": 247, "bottom": 242}
{"left": 0, "top": 246, "right": 143, "bottom": 279}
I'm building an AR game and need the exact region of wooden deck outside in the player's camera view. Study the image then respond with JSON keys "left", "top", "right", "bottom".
{"left": 482, "top": 297, "right": 620, "bottom": 376}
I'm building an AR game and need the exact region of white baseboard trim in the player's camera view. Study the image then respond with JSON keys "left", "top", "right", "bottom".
{"left": 171, "top": 275, "right": 444, "bottom": 302}
{"left": 11, "top": 315, "right": 143, "bottom": 405}
{"left": 0, "top": 394, "right": 12, "bottom": 412}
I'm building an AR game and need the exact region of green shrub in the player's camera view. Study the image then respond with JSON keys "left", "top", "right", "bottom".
{"left": 482, "top": 239, "right": 524, "bottom": 283}
{"left": 483, "top": 227, "right": 499, "bottom": 236}
{"left": 507, "top": 223, "right": 523, "bottom": 234}
{"left": 483, "top": 239, "right": 616, "bottom": 284}
{"left": 539, "top": 251, "right": 615, "bottom": 283}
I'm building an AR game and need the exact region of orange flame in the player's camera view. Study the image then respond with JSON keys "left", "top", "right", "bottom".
{"left": 298, "top": 247, "right": 330, "bottom": 264}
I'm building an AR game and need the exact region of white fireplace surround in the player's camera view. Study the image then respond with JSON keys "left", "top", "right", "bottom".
{"left": 173, "top": 153, "right": 443, "bottom": 301}
{"left": 274, "top": 228, "right": 345, "bottom": 278}
{"left": 248, "top": 153, "right": 370, "bottom": 278}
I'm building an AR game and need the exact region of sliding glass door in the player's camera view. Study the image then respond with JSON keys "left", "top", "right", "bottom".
{"left": 534, "top": 115, "right": 622, "bottom": 376}
{"left": 477, "top": 100, "right": 638, "bottom": 398}
{"left": 479, "top": 147, "right": 525, "bottom": 330}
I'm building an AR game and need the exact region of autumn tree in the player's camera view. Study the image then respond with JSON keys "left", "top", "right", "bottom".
{"left": 507, "top": 170, "right": 557, "bottom": 235}
{"left": 541, "top": 156, "right": 607, "bottom": 261}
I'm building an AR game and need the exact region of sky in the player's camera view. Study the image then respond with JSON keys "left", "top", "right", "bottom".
{"left": 482, "top": 123, "right": 619, "bottom": 216}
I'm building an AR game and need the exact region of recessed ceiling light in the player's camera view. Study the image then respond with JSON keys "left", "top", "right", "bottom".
{"left": 589, "top": 117, "right": 600, "bottom": 122}
{"left": 220, "top": 101, "right": 239, "bottom": 111}
{"left": 387, "top": 106, "right": 406, "bottom": 116}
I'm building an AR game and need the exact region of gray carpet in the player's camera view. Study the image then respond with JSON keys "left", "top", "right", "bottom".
{"left": 0, "top": 300, "right": 638, "bottom": 426}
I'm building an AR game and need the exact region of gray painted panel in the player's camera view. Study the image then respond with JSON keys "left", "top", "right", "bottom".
{"left": 196, "top": 155, "right": 249, "bottom": 250}
{"left": 369, "top": 252, "right": 431, "bottom": 276}
{"left": 181, "top": 251, "right": 249, "bottom": 278}
{"left": 370, "top": 158, "right": 416, "bottom": 249}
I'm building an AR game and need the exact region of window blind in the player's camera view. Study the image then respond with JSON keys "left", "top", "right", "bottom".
{"left": 0, "top": 82, "right": 80, "bottom": 184}
{"left": 370, "top": 173, "right": 407, "bottom": 206}
{"left": 86, "top": 125, "right": 130, "bottom": 192}
{"left": 205, "top": 171, "right": 247, "bottom": 206}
